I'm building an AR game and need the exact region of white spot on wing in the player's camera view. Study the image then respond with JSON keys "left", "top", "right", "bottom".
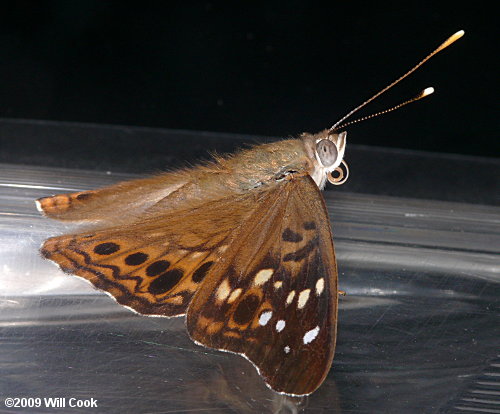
{"left": 253, "top": 268, "right": 274, "bottom": 286}
{"left": 276, "top": 320, "right": 286, "bottom": 332}
{"left": 274, "top": 281, "right": 283, "bottom": 289}
{"left": 216, "top": 279, "right": 231, "bottom": 302}
{"left": 315, "top": 278, "right": 325, "bottom": 296}
{"left": 35, "top": 199, "right": 43, "bottom": 212}
{"left": 297, "top": 289, "right": 311, "bottom": 309}
{"left": 227, "top": 288, "right": 242, "bottom": 303}
{"left": 284, "top": 346, "right": 290, "bottom": 354}
{"left": 303, "top": 326, "right": 320, "bottom": 344}
{"left": 286, "top": 291, "right": 295, "bottom": 306}
{"left": 259, "top": 311, "right": 273, "bottom": 326}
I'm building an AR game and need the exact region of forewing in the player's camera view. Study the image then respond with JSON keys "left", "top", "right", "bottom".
{"left": 41, "top": 191, "right": 259, "bottom": 316}
{"left": 187, "top": 175, "right": 338, "bottom": 396}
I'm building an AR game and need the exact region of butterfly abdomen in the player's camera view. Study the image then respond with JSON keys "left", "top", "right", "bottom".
{"left": 36, "top": 191, "right": 96, "bottom": 220}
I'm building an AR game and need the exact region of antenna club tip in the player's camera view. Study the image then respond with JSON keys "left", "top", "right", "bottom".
{"left": 423, "top": 87, "right": 434, "bottom": 96}
{"left": 437, "top": 30, "right": 465, "bottom": 51}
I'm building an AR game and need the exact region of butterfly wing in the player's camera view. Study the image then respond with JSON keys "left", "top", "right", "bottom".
{"left": 186, "top": 174, "right": 338, "bottom": 396}
{"left": 40, "top": 190, "right": 260, "bottom": 316}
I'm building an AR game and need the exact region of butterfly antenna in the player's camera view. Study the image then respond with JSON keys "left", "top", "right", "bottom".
{"left": 329, "top": 30, "right": 464, "bottom": 133}
{"left": 334, "top": 87, "right": 434, "bottom": 130}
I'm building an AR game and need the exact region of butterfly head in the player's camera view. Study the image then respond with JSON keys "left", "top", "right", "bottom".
{"left": 302, "top": 130, "right": 347, "bottom": 189}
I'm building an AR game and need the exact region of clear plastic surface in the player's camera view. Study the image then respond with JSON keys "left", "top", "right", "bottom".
{"left": 1, "top": 125, "right": 499, "bottom": 413}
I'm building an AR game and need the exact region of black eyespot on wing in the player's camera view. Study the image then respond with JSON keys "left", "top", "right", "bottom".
{"left": 282, "top": 228, "right": 303, "bottom": 242}
{"left": 125, "top": 252, "right": 149, "bottom": 266}
{"left": 192, "top": 261, "right": 214, "bottom": 283}
{"left": 146, "top": 260, "right": 170, "bottom": 277}
{"left": 148, "top": 269, "right": 184, "bottom": 295}
{"left": 233, "top": 295, "right": 260, "bottom": 325}
{"left": 94, "top": 242, "right": 120, "bottom": 255}
{"left": 303, "top": 221, "right": 316, "bottom": 230}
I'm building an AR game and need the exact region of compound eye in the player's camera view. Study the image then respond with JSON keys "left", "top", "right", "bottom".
{"left": 316, "top": 139, "right": 338, "bottom": 167}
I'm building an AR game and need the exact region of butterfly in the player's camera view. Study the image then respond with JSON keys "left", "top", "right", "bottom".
{"left": 36, "top": 31, "right": 463, "bottom": 396}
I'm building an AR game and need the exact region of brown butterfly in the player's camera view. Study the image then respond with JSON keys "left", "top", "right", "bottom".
{"left": 37, "top": 31, "right": 463, "bottom": 396}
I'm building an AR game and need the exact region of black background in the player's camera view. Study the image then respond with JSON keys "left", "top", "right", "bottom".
{"left": 0, "top": 2, "right": 497, "bottom": 157}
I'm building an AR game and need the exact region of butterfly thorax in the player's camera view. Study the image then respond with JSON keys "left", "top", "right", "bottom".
{"left": 211, "top": 129, "right": 346, "bottom": 193}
